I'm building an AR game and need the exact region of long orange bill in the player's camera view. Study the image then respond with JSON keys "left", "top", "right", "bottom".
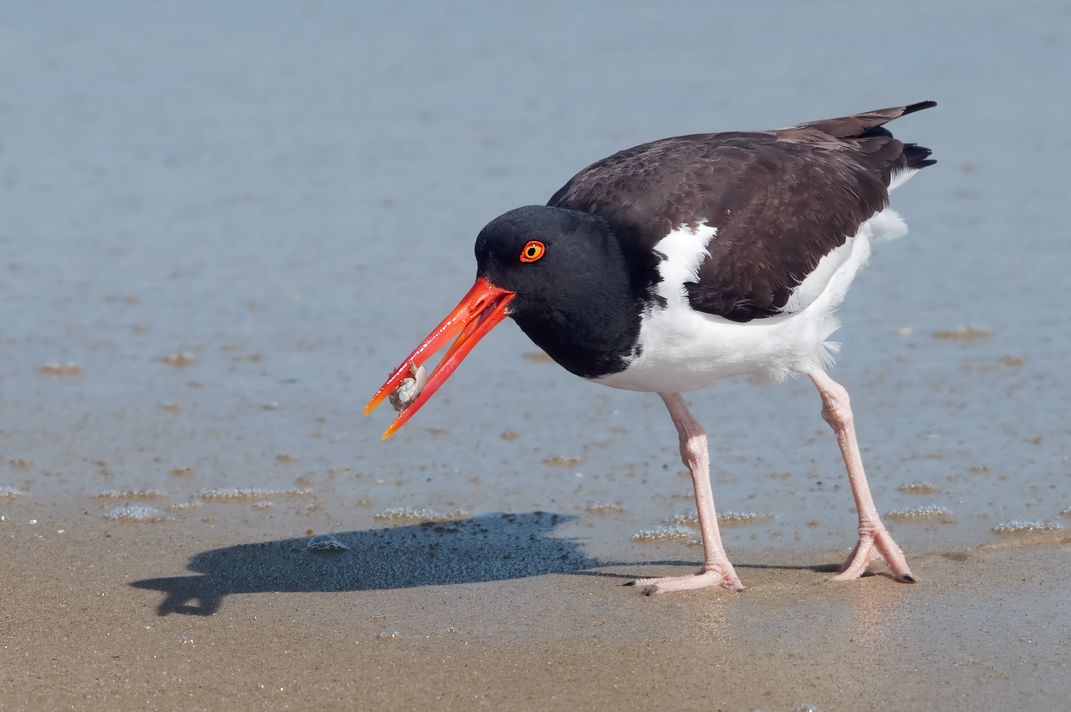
{"left": 364, "top": 277, "right": 516, "bottom": 439}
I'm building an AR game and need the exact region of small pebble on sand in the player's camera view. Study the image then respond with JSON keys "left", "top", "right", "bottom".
{"left": 158, "top": 352, "right": 198, "bottom": 367}
{"left": 543, "top": 455, "right": 582, "bottom": 467}
{"left": 38, "top": 361, "right": 82, "bottom": 377}
{"left": 932, "top": 325, "right": 992, "bottom": 341}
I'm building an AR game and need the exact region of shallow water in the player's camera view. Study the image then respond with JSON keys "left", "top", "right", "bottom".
{"left": 1, "top": 1, "right": 1070, "bottom": 569}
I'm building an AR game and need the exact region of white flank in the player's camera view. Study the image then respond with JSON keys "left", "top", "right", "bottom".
{"left": 888, "top": 167, "right": 919, "bottom": 192}
{"left": 784, "top": 207, "right": 905, "bottom": 312}
{"left": 595, "top": 208, "right": 906, "bottom": 393}
{"left": 781, "top": 239, "right": 855, "bottom": 315}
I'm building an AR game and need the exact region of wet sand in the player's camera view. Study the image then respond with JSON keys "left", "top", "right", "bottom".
{"left": 3, "top": 2, "right": 1071, "bottom": 710}
{"left": 2, "top": 508, "right": 1069, "bottom": 710}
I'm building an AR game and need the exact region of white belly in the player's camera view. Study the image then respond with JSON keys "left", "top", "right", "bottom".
{"left": 594, "top": 208, "right": 906, "bottom": 393}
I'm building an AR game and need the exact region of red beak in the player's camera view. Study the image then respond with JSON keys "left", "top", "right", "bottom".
{"left": 364, "top": 277, "right": 516, "bottom": 439}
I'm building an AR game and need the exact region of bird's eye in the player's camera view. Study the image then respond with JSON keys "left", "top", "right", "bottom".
{"left": 519, "top": 240, "right": 546, "bottom": 263}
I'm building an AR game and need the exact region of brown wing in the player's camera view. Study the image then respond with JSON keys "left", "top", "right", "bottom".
{"left": 548, "top": 102, "right": 935, "bottom": 322}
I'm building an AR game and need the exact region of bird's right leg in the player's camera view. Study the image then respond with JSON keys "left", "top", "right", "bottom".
{"left": 629, "top": 392, "right": 743, "bottom": 594}
{"left": 809, "top": 369, "right": 915, "bottom": 582}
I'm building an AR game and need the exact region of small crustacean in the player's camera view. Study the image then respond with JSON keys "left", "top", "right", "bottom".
{"left": 388, "top": 363, "right": 428, "bottom": 412}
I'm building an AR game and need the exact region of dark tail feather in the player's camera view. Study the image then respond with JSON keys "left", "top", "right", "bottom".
{"left": 903, "top": 142, "right": 936, "bottom": 169}
{"left": 797, "top": 100, "right": 938, "bottom": 139}
{"left": 802, "top": 101, "right": 938, "bottom": 175}
{"left": 900, "top": 100, "right": 938, "bottom": 117}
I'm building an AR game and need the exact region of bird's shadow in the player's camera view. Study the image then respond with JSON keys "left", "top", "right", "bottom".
{"left": 130, "top": 511, "right": 849, "bottom": 615}
{"left": 131, "top": 511, "right": 606, "bottom": 616}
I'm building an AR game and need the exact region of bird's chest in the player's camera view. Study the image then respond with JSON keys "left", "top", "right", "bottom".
{"left": 592, "top": 303, "right": 804, "bottom": 392}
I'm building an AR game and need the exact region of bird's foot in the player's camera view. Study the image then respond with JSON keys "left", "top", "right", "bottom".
{"left": 628, "top": 566, "right": 744, "bottom": 595}
{"left": 833, "top": 523, "right": 916, "bottom": 583}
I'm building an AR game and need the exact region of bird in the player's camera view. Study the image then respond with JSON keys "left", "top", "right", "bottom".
{"left": 365, "top": 101, "right": 936, "bottom": 594}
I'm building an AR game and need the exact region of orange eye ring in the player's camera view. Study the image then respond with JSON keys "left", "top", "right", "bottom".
{"left": 519, "top": 240, "right": 546, "bottom": 263}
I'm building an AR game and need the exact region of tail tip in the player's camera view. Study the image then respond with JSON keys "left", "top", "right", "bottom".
{"left": 903, "top": 100, "right": 938, "bottom": 116}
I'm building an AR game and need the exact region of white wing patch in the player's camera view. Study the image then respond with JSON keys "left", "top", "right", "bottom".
{"left": 650, "top": 221, "right": 717, "bottom": 305}
{"left": 781, "top": 240, "right": 854, "bottom": 314}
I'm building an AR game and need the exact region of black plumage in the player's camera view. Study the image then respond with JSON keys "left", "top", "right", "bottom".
{"left": 548, "top": 101, "right": 936, "bottom": 322}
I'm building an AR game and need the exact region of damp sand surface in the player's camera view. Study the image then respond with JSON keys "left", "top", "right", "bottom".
{"left": 1, "top": 513, "right": 1069, "bottom": 711}
{"left": 2, "top": 1, "right": 1071, "bottom": 710}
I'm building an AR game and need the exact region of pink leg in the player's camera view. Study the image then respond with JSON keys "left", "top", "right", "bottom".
{"left": 809, "top": 370, "right": 915, "bottom": 583}
{"left": 630, "top": 393, "right": 744, "bottom": 594}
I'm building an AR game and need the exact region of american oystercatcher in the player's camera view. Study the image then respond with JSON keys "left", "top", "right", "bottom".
{"left": 366, "top": 101, "right": 936, "bottom": 594}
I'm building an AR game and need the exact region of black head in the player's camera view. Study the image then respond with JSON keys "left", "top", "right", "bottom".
{"left": 475, "top": 205, "right": 619, "bottom": 313}
{"left": 473, "top": 205, "right": 641, "bottom": 377}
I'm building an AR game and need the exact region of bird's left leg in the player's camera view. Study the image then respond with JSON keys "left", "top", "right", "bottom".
{"left": 809, "top": 369, "right": 915, "bottom": 583}
{"left": 629, "top": 392, "right": 744, "bottom": 594}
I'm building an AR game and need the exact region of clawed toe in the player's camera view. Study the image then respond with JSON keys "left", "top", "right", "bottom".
{"left": 832, "top": 526, "right": 915, "bottom": 583}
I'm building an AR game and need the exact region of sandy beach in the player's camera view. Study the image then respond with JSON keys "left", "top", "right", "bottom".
{"left": 2, "top": 2, "right": 1070, "bottom": 710}
{"left": 3, "top": 509, "right": 1069, "bottom": 710}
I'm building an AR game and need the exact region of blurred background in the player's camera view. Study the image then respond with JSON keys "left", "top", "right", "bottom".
{"left": 1, "top": 1, "right": 1068, "bottom": 557}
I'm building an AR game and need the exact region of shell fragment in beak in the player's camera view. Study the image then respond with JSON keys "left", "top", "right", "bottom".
{"left": 388, "top": 364, "right": 428, "bottom": 412}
